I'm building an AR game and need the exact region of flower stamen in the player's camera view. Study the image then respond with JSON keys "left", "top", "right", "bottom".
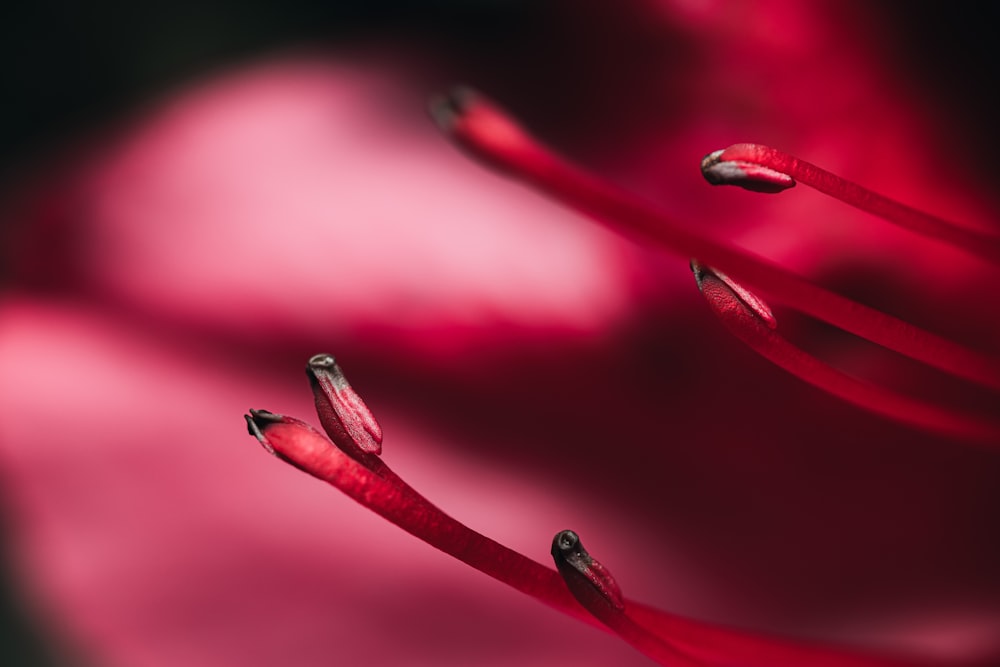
{"left": 244, "top": 407, "right": 591, "bottom": 622}
{"left": 690, "top": 260, "right": 777, "bottom": 329}
{"left": 431, "top": 88, "right": 1000, "bottom": 391}
{"left": 245, "top": 360, "right": 931, "bottom": 667}
{"left": 691, "top": 261, "right": 1000, "bottom": 443}
{"left": 701, "top": 143, "right": 1000, "bottom": 265}
{"left": 551, "top": 529, "right": 625, "bottom": 612}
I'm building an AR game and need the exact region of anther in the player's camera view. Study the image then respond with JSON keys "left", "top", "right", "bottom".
{"left": 690, "top": 260, "right": 776, "bottom": 329}
{"left": 702, "top": 143, "right": 1000, "bottom": 265}
{"left": 551, "top": 530, "right": 625, "bottom": 612}
{"left": 700, "top": 149, "right": 796, "bottom": 194}
{"left": 306, "top": 354, "right": 383, "bottom": 457}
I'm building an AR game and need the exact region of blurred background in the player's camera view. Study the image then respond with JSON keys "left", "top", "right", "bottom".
{"left": 2, "top": 2, "right": 1000, "bottom": 665}
{"left": 4, "top": 1, "right": 1000, "bottom": 184}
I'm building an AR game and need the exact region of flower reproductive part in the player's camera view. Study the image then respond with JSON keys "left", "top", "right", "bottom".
{"left": 246, "top": 356, "right": 935, "bottom": 667}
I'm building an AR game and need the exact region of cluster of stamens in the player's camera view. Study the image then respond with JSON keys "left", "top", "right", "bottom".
{"left": 245, "top": 88, "right": 999, "bottom": 666}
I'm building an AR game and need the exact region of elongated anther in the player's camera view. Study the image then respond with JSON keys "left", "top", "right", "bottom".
{"left": 307, "top": 354, "right": 383, "bottom": 457}
{"left": 691, "top": 260, "right": 776, "bottom": 329}
{"left": 552, "top": 530, "right": 625, "bottom": 612}
{"left": 701, "top": 149, "right": 796, "bottom": 193}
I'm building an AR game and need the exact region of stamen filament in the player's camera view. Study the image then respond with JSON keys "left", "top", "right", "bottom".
{"left": 245, "top": 409, "right": 930, "bottom": 667}
{"left": 244, "top": 409, "right": 591, "bottom": 622}
{"left": 431, "top": 89, "right": 1000, "bottom": 391}
{"left": 702, "top": 143, "right": 1000, "bottom": 265}
{"left": 692, "top": 262, "right": 1000, "bottom": 443}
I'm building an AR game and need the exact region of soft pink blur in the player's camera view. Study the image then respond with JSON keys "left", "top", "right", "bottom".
{"left": 2, "top": 2, "right": 1000, "bottom": 666}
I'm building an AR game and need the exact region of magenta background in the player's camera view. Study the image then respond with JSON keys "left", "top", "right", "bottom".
{"left": 2, "top": 2, "right": 999, "bottom": 665}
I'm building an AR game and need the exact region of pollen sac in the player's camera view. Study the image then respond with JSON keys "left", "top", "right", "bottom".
{"left": 551, "top": 530, "right": 625, "bottom": 612}
{"left": 701, "top": 149, "right": 795, "bottom": 194}
{"left": 306, "top": 354, "right": 384, "bottom": 457}
{"left": 690, "top": 260, "right": 777, "bottom": 329}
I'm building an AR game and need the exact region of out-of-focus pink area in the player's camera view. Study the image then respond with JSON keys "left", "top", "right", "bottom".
{"left": 79, "top": 62, "right": 640, "bottom": 348}
{"left": 0, "top": 298, "right": 661, "bottom": 666}
{"left": 2, "top": 1, "right": 1000, "bottom": 666}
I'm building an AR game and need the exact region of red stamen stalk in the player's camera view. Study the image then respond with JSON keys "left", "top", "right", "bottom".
{"left": 702, "top": 143, "right": 1000, "bottom": 265}
{"left": 245, "top": 409, "right": 592, "bottom": 622}
{"left": 553, "top": 529, "right": 928, "bottom": 667}
{"left": 691, "top": 262, "right": 1000, "bottom": 443}
{"left": 430, "top": 90, "right": 1000, "bottom": 391}
{"left": 244, "top": 391, "right": 929, "bottom": 666}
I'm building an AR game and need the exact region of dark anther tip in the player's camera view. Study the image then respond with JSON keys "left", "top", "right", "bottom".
{"left": 690, "top": 259, "right": 713, "bottom": 292}
{"left": 428, "top": 86, "right": 478, "bottom": 131}
{"left": 246, "top": 409, "right": 282, "bottom": 433}
{"left": 308, "top": 353, "right": 337, "bottom": 369}
{"left": 246, "top": 410, "right": 283, "bottom": 454}
{"left": 552, "top": 529, "right": 581, "bottom": 557}
{"left": 700, "top": 149, "right": 724, "bottom": 173}
{"left": 244, "top": 413, "right": 260, "bottom": 438}
{"left": 249, "top": 408, "right": 281, "bottom": 421}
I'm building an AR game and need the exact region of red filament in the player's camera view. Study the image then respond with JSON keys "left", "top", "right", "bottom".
{"left": 245, "top": 409, "right": 591, "bottom": 621}
{"left": 243, "top": 358, "right": 934, "bottom": 667}
{"left": 431, "top": 89, "right": 1000, "bottom": 391}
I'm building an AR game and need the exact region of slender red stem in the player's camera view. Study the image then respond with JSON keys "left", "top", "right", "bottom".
{"left": 245, "top": 410, "right": 930, "bottom": 667}
{"left": 430, "top": 90, "right": 1000, "bottom": 391}
{"left": 692, "top": 262, "right": 1000, "bottom": 443}
{"left": 246, "top": 410, "right": 593, "bottom": 621}
{"left": 702, "top": 143, "right": 1000, "bottom": 265}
